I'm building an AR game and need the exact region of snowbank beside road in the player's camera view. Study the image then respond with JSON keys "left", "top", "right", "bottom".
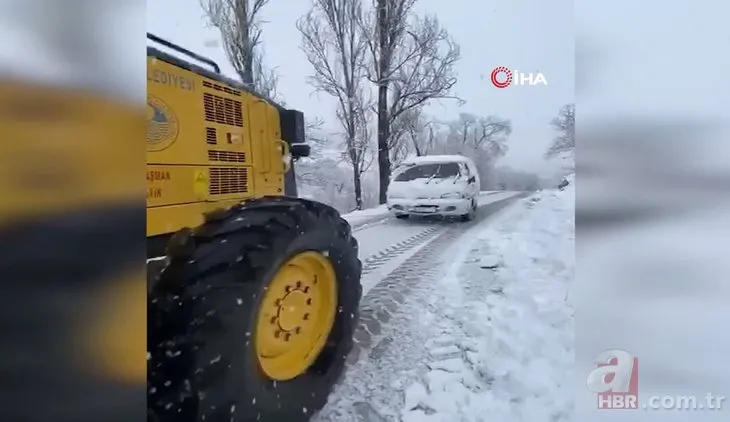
{"left": 402, "top": 179, "right": 574, "bottom": 422}
{"left": 342, "top": 205, "right": 390, "bottom": 228}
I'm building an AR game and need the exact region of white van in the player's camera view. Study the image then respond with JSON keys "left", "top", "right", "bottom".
{"left": 386, "top": 155, "right": 481, "bottom": 221}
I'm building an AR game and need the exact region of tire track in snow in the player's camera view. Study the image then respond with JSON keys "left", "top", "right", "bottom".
{"left": 361, "top": 227, "right": 440, "bottom": 276}
{"left": 397, "top": 203, "right": 521, "bottom": 422}
{"left": 400, "top": 191, "right": 573, "bottom": 422}
{"left": 399, "top": 247, "right": 503, "bottom": 422}
{"left": 355, "top": 191, "right": 525, "bottom": 296}
{"left": 313, "top": 194, "right": 528, "bottom": 422}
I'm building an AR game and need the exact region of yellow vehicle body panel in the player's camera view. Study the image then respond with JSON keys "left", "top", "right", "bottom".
{"left": 146, "top": 52, "right": 288, "bottom": 239}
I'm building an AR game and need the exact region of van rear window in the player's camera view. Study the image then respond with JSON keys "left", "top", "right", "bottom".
{"left": 394, "top": 162, "right": 460, "bottom": 181}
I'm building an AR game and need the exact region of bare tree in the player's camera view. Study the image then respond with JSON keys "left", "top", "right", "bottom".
{"left": 391, "top": 106, "right": 437, "bottom": 158}
{"left": 302, "top": 117, "right": 327, "bottom": 158}
{"left": 433, "top": 113, "right": 511, "bottom": 183}
{"left": 251, "top": 46, "right": 280, "bottom": 100}
{"left": 295, "top": 120, "right": 322, "bottom": 184}
{"left": 363, "top": 6, "right": 461, "bottom": 203}
{"left": 445, "top": 113, "right": 511, "bottom": 153}
{"left": 298, "top": 0, "right": 371, "bottom": 209}
{"left": 352, "top": 112, "right": 376, "bottom": 174}
{"left": 545, "top": 103, "right": 575, "bottom": 158}
{"left": 387, "top": 106, "right": 416, "bottom": 161}
{"left": 360, "top": 0, "right": 415, "bottom": 204}
{"left": 201, "top": 0, "right": 280, "bottom": 99}
{"left": 388, "top": 16, "right": 460, "bottom": 125}
{"left": 471, "top": 115, "right": 512, "bottom": 155}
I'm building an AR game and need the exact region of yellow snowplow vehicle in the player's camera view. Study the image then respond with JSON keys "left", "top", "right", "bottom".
{"left": 146, "top": 34, "right": 362, "bottom": 422}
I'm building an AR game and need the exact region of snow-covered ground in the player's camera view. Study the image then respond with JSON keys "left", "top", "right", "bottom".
{"left": 400, "top": 178, "right": 574, "bottom": 421}
{"left": 343, "top": 205, "right": 390, "bottom": 228}
{"left": 315, "top": 183, "right": 574, "bottom": 422}
{"left": 345, "top": 191, "right": 525, "bottom": 297}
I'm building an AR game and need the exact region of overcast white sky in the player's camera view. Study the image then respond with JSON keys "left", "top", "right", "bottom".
{"left": 147, "top": 0, "right": 573, "bottom": 173}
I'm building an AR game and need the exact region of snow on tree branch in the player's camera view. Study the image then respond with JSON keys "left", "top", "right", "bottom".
{"left": 360, "top": 2, "right": 462, "bottom": 204}
{"left": 389, "top": 106, "right": 436, "bottom": 159}
{"left": 446, "top": 113, "right": 511, "bottom": 155}
{"left": 297, "top": 0, "right": 372, "bottom": 209}
{"left": 388, "top": 15, "right": 461, "bottom": 131}
{"left": 201, "top": 0, "right": 280, "bottom": 100}
{"left": 545, "top": 103, "right": 575, "bottom": 158}
{"left": 358, "top": 0, "right": 417, "bottom": 84}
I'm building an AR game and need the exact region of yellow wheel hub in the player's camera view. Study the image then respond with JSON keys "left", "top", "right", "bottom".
{"left": 255, "top": 251, "right": 337, "bottom": 381}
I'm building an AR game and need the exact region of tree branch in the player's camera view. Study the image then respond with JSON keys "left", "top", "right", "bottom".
{"left": 387, "top": 15, "right": 462, "bottom": 125}
{"left": 545, "top": 103, "right": 575, "bottom": 158}
{"left": 201, "top": 0, "right": 279, "bottom": 97}
{"left": 298, "top": 0, "right": 372, "bottom": 208}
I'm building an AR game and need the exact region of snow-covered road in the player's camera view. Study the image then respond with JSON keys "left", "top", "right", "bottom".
{"left": 346, "top": 191, "right": 524, "bottom": 297}
{"left": 314, "top": 184, "right": 574, "bottom": 421}
{"left": 342, "top": 191, "right": 523, "bottom": 233}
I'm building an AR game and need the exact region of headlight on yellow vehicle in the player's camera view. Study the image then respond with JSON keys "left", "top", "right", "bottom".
{"left": 440, "top": 192, "right": 462, "bottom": 199}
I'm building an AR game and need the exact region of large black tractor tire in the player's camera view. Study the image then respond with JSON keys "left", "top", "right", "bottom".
{"left": 147, "top": 197, "right": 362, "bottom": 422}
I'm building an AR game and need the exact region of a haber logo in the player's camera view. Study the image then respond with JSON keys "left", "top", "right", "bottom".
{"left": 587, "top": 349, "right": 639, "bottom": 409}
{"left": 490, "top": 66, "right": 548, "bottom": 88}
